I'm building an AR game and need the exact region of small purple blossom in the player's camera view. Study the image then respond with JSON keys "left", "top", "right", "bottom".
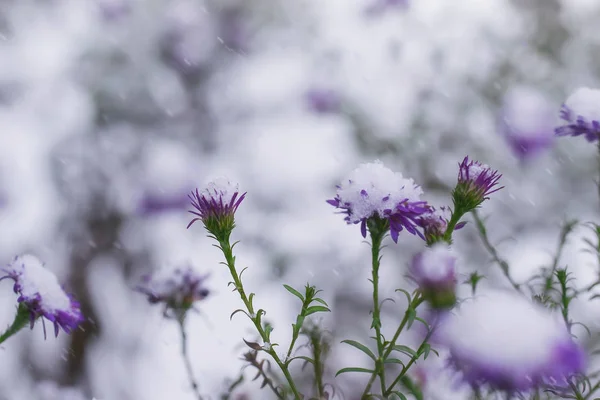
{"left": 1, "top": 255, "right": 83, "bottom": 338}
{"left": 137, "top": 191, "right": 189, "bottom": 217}
{"left": 305, "top": 88, "right": 341, "bottom": 114}
{"left": 453, "top": 157, "right": 503, "bottom": 210}
{"left": 327, "top": 161, "right": 430, "bottom": 242}
{"left": 410, "top": 244, "right": 457, "bottom": 308}
{"left": 432, "top": 290, "right": 585, "bottom": 393}
{"left": 417, "top": 206, "right": 465, "bottom": 244}
{"left": 187, "top": 178, "right": 246, "bottom": 234}
{"left": 136, "top": 265, "right": 209, "bottom": 312}
{"left": 500, "top": 87, "right": 555, "bottom": 161}
{"left": 555, "top": 87, "right": 600, "bottom": 142}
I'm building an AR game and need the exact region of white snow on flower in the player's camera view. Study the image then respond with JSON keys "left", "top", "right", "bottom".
{"left": 564, "top": 87, "right": 600, "bottom": 121}
{"left": 503, "top": 86, "right": 554, "bottom": 138}
{"left": 414, "top": 244, "right": 456, "bottom": 281}
{"left": 436, "top": 290, "right": 571, "bottom": 371}
{"left": 5, "top": 254, "right": 71, "bottom": 311}
{"left": 335, "top": 160, "right": 423, "bottom": 223}
{"left": 464, "top": 162, "right": 489, "bottom": 181}
{"left": 202, "top": 177, "right": 240, "bottom": 203}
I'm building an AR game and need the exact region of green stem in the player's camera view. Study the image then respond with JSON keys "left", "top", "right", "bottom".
{"left": 442, "top": 208, "right": 465, "bottom": 243}
{"left": 218, "top": 238, "right": 302, "bottom": 400}
{"left": 361, "top": 294, "right": 424, "bottom": 399}
{"left": 471, "top": 210, "right": 520, "bottom": 292}
{"left": 384, "top": 330, "right": 433, "bottom": 396}
{"left": 360, "top": 219, "right": 387, "bottom": 399}
{"left": 542, "top": 220, "right": 577, "bottom": 297}
{"left": 310, "top": 332, "right": 325, "bottom": 399}
{"left": 177, "top": 315, "right": 204, "bottom": 400}
{"left": 0, "top": 304, "right": 31, "bottom": 345}
{"left": 382, "top": 295, "right": 423, "bottom": 360}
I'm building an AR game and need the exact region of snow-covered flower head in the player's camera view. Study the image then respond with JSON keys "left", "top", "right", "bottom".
{"left": 1, "top": 255, "right": 83, "bottom": 338}
{"left": 187, "top": 178, "right": 246, "bottom": 238}
{"left": 410, "top": 244, "right": 457, "bottom": 309}
{"left": 136, "top": 264, "right": 209, "bottom": 314}
{"left": 500, "top": 86, "right": 555, "bottom": 161}
{"left": 433, "top": 290, "right": 585, "bottom": 393}
{"left": 453, "top": 157, "right": 502, "bottom": 211}
{"left": 327, "top": 161, "right": 430, "bottom": 242}
{"left": 556, "top": 87, "right": 600, "bottom": 142}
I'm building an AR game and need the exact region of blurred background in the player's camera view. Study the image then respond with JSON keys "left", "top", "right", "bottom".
{"left": 1, "top": 0, "right": 600, "bottom": 399}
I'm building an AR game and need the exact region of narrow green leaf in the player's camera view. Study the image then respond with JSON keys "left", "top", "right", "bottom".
{"left": 304, "top": 305, "right": 330, "bottom": 316}
{"left": 341, "top": 340, "right": 377, "bottom": 360}
{"left": 287, "top": 355, "right": 315, "bottom": 366}
{"left": 230, "top": 309, "right": 250, "bottom": 321}
{"left": 283, "top": 284, "right": 305, "bottom": 302}
{"left": 384, "top": 358, "right": 405, "bottom": 366}
{"left": 335, "top": 367, "right": 375, "bottom": 377}
{"left": 420, "top": 343, "right": 431, "bottom": 359}
{"left": 387, "top": 391, "right": 409, "bottom": 400}
{"left": 393, "top": 345, "right": 417, "bottom": 358}
{"left": 313, "top": 297, "right": 329, "bottom": 307}
{"left": 400, "top": 376, "right": 423, "bottom": 400}
{"left": 395, "top": 288, "right": 412, "bottom": 304}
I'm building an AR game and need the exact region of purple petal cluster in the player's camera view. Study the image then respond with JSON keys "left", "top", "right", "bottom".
{"left": 327, "top": 161, "right": 430, "bottom": 242}
{"left": 555, "top": 87, "right": 600, "bottom": 142}
{"left": 500, "top": 87, "right": 555, "bottom": 161}
{"left": 305, "top": 88, "right": 341, "bottom": 114}
{"left": 136, "top": 265, "right": 209, "bottom": 312}
{"left": 137, "top": 191, "right": 189, "bottom": 217}
{"left": 417, "top": 206, "right": 465, "bottom": 244}
{"left": 1, "top": 255, "right": 83, "bottom": 338}
{"left": 187, "top": 178, "right": 246, "bottom": 230}
{"left": 433, "top": 290, "right": 585, "bottom": 393}
{"left": 454, "top": 157, "right": 502, "bottom": 209}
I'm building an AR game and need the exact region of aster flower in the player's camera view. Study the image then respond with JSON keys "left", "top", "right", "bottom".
{"left": 136, "top": 264, "right": 209, "bottom": 314}
{"left": 417, "top": 206, "right": 465, "bottom": 245}
{"left": 452, "top": 157, "right": 502, "bottom": 212}
{"left": 555, "top": 87, "right": 600, "bottom": 142}
{"left": 432, "top": 290, "right": 585, "bottom": 393}
{"left": 137, "top": 190, "right": 189, "bottom": 216}
{"left": 305, "top": 88, "right": 341, "bottom": 114}
{"left": 0, "top": 255, "right": 83, "bottom": 338}
{"left": 187, "top": 178, "right": 246, "bottom": 239}
{"left": 327, "top": 161, "right": 430, "bottom": 242}
{"left": 500, "top": 86, "right": 555, "bottom": 161}
{"left": 410, "top": 244, "right": 457, "bottom": 309}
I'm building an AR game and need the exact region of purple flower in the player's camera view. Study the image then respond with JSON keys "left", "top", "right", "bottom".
{"left": 136, "top": 265, "right": 209, "bottom": 313}
{"left": 500, "top": 87, "right": 555, "bottom": 161}
{"left": 305, "top": 88, "right": 341, "bottom": 114}
{"left": 137, "top": 191, "right": 189, "bottom": 217}
{"left": 187, "top": 178, "right": 246, "bottom": 237}
{"left": 453, "top": 157, "right": 502, "bottom": 211}
{"left": 432, "top": 290, "right": 585, "bottom": 393}
{"left": 417, "top": 206, "right": 465, "bottom": 245}
{"left": 410, "top": 244, "right": 457, "bottom": 308}
{"left": 1, "top": 255, "right": 83, "bottom": 338}
{"left": 555, "top": 87, "right": 600, "bottom": 142}
{"left": 327, "top": 161, "right": 430, "bottom": 242}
